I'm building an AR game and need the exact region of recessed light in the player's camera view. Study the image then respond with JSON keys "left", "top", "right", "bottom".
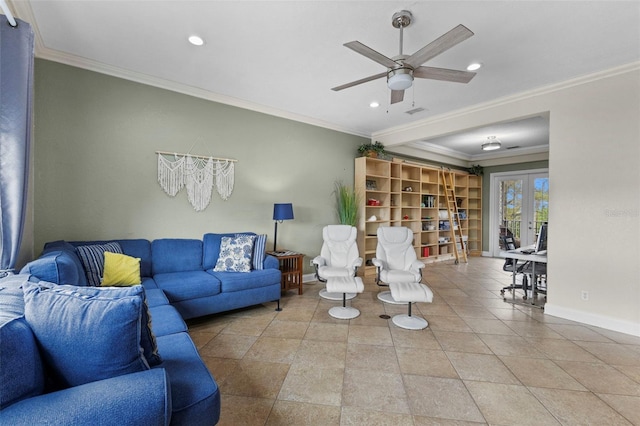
{"left": 467, "top": 62, "right": 482, "bottom": 71}
{"left": 369, "top": 101, "right": 380, "bottom": 108}
{"left": 188, "top": 35, "right": 204, "bottom": 46}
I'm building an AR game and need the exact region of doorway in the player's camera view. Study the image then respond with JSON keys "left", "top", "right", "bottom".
{"left": 490, "top": 170, "right": 549, "bottom": 256}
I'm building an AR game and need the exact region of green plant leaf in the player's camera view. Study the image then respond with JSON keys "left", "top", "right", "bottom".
{"left": 334, "top": 181, "right": 360, "bottom": 226}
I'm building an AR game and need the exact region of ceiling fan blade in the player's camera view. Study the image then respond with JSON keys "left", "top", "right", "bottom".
{"left": 414, "top": 66, "right": 476, "bottom": 83}
{"left": 331, "top": 72, "right": 387, "bottom": 91}
{"left": 390, "top": 90, "right": 404, "bottom": 104}
{"left": 404, "top": 24, "right": 474, "bottom": 69}
{"left": 344, "top": 41, "right": 398, "bottom": 68}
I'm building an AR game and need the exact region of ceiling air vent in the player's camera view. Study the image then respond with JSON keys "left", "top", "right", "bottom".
{"left": 506, "top": 145, "right": 520, "bottom": 150}
{"left": 405, "top": 107, "right": 426, "bottom": 115}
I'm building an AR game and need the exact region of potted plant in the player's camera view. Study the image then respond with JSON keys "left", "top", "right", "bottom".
{"left": 334, "top": 181, "right": 359, "bottom": 226}
{"left": 357, "top": 141, "right": 385, "bottom": 158}
{"left": 468, "top": 164, "right": 483, "bottom": 176}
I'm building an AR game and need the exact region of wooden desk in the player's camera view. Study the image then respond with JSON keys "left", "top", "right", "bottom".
{"left": 267, "top": 251, "right": 304, "bottom": 295}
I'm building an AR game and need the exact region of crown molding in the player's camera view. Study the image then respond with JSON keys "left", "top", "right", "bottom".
{"left": 10, "top": 0, "right": 368, "bottom": 139}
{"left": 400, "top": 140, "right": 548, "bottom": 166}
{"left": 11, "top": 0, "right": 639, "bottom": 146}
{"left": 409, "top": 140, "right": 549, "bottom": 162}
{"left": 373, "top": 61, "right": 640, "bottom": 142}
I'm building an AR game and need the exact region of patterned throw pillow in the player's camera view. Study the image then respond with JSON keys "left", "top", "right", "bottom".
{"left": 251, "top": 234, "right": 267, "bottom": 270}
{"left": 213, "top": 235, "right": 256, "bottom": 273}
{"left": 76, "top": 242, "right": 123, "bottom": 286}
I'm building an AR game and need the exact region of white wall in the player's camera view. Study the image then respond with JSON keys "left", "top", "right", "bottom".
{"left": 376, "top": 63, "right": 640, "bottom": 336}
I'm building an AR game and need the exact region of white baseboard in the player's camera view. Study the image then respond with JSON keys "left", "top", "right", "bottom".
{"left": 303, "top": 273, "right": 317, "bottom": 283}
{"left": 482, "top": 251, "right": 491, "bottom": 257}
{"left": 544, "top": 303, "right": 640, "bottom": 337}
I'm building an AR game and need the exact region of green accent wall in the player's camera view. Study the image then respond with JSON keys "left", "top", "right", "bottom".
{"left": 33, "top": 60, "right": 367, "bottom": 273}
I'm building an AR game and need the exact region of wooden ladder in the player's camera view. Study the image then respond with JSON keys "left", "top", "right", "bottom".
{"left": 440, "top": 168, "right": 468, "bottom": 264}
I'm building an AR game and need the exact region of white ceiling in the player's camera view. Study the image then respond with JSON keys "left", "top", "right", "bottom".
{"left": 8, "top": 1, "right": 640, "bottom": 162}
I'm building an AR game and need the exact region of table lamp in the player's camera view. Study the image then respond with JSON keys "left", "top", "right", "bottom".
{"left": 273, "top": 203, "right": 294, "bottom": 251}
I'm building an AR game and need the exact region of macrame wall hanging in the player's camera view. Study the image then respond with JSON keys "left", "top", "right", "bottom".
{"left": 156, "top": 151, "right": 236, "bottom": 211}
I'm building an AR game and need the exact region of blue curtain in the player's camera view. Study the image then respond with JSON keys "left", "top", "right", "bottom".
{"left": 0, "top": 17, "right": 34, "bottom": 276}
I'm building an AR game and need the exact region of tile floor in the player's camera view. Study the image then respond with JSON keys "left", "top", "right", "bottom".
{"left": 187, "top": 257, "right": 640, "bottom": 425}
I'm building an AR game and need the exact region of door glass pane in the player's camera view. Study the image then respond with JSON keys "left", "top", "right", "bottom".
{"left": 533, "top": 177, "right": 549, "bottom": 235}
{"left": 499, "top": 179, "right": 523, "bottom": 248}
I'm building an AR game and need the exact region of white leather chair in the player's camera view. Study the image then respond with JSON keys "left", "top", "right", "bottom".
{"left": 372, "top": 226, "right": 425, "bottom": 304}
{"left": 313, "top": 225, "right": 363, "bottom": 300}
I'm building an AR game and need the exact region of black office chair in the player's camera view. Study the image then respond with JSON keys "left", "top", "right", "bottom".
{"left": 521, "top": 261, "right": 547, "bottom": 299}
{"left": 499, "top": 234, "right": 529, "bottom": 299}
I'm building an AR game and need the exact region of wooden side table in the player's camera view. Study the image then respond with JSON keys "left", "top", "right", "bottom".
{"left": 267, "top": 251, "right": 304, "bottom": 295}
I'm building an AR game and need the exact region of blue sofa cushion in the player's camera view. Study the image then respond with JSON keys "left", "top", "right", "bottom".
{"left": 20, "top": 249, "right": 88, "bottom": 286}
{"left": 144, "top": 287, "right": 169, "bottom": 307}
{"left": 209, "top": 268, "right": 282, "bottom": 293}
{"left": 213, "top": 234, "right": 256, "bottom": 272}
{"left": 154, "top": 271, "right": 221, "bottom": 302}
{"left": 116, "top": 239, "right": 153, "bottom": 278}
{"left": 202, "top": 232, "right": 255, "bottom": 270}
{"left": 155, "top": 332, "right": 220, "bottom": 425}
{"left": 152, "top": 239, "right": 203, "bottom": 274}
{"left": 41, "top": 240, "right": 89, "bottom": 286}
{"left": 23, "top": 282, "right": 150, "bottom": 387}
{"left": 42, "top": 240, "right": 77, "bottom": 254}
{"left": 0, "top": 275, "right": 45, "bottom": 410}
{"left": 76, "top": 242, "right": 123, "bottom": 286}
{"left": 148, "top": 305, "right": 188, "bottom": 337}
{"left": 141, "top": 276, "right": 158, "bottom": 290}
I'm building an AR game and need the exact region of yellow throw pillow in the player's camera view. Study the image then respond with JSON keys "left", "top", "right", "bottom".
{"left": 102, "top": 252, "right": 141, "bottom": 286}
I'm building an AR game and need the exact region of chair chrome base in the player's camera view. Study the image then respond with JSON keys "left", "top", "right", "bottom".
{"left": 392, "top": 314, "right": 428, "bottom": 330}
{"left": 319, "top": 289, "right": 356, "bottom": 301}
{"left": 377, "top": 290, "right": 408, "bottom": 305}
{"left": 328, "top": 306, "right": 360, "bottom": 320}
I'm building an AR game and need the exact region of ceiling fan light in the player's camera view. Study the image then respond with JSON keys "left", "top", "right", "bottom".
{"left": 388, "top": 73, "right": 413, "bottom": 91}
{"left": 387, "top": 72, "right": 413, "bottom": 91}
{"left": 482, "top": 136, "right": 502, "bottom": 151}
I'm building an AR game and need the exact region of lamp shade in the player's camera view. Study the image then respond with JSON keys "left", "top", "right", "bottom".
{"left": 273, "top": 203, "right": 294, "bottom": 221}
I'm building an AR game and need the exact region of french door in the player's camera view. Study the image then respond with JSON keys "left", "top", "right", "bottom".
{"left": 490, "top": 170, "right": 549, "bottom": 256}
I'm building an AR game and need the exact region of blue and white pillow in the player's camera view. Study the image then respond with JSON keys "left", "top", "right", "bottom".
{"left": 76, "top": 242, "right": 123, "bottom": 286}
{"left": 213, "top": 235, "right": 256, "bottom": 273}
{"left": 251, "top": 234, "right": 267, "bottom": 270}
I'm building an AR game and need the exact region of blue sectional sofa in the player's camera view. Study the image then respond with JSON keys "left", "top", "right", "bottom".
{"left": 0, "top": 233, "right": 282, "bottom": 425}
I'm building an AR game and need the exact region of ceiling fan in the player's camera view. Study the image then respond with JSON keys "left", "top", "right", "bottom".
{"left": 332, "top": 10, "right": 477, "bottom": 104}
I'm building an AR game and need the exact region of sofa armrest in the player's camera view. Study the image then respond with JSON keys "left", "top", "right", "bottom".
{"left": 264, "top": 254, "right": 279, "bottom": 270}
{"left": 1, "top": 369, "right": 171, "bottom": 426}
